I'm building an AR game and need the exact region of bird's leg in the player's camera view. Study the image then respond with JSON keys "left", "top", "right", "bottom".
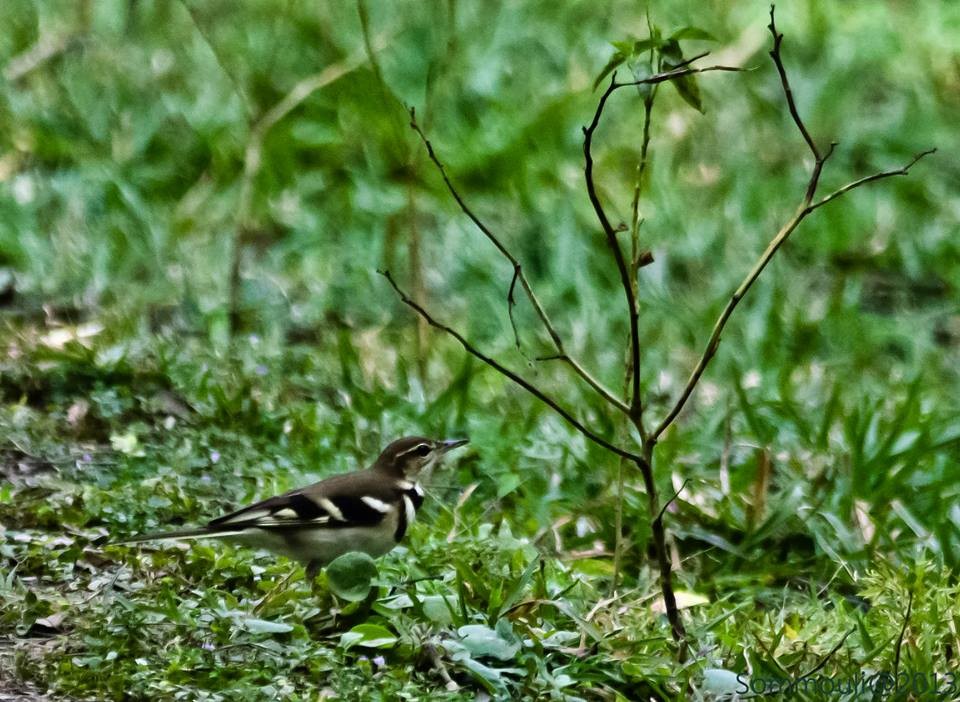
{"left": 252, "top": 567, "right": 299, "bottom": 614}
{"left": 305, "top": 560, "right": 321, "bottom": 583}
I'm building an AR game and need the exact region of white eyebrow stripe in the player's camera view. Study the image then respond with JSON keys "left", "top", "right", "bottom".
{"left": 397, "top": 443, "right": 431, "bottom": 457}
{"left": 318, "top": 497, "right": 344, "bottom": 521}
{"left": 361, "top": 496, "right": 391, "bottom": 513}
{"left": 403, "top": 494, "right": 417, "bottom": 526}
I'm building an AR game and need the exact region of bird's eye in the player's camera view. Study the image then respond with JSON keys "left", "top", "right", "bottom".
{"left": 413, "top": 444, "right": 431, "bottom": 457}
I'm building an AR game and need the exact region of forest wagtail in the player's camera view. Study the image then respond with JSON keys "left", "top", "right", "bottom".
{"left": 118, "top": 436, "right": 468, "bottom": 579}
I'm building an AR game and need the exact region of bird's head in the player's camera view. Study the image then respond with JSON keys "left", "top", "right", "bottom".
{"left": 376, "top": 436, "right": 468, "bottom": 480}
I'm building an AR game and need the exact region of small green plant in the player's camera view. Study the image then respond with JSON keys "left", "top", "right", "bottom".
{"left": 382, "top": 6, "right": 932, "bottom": 647}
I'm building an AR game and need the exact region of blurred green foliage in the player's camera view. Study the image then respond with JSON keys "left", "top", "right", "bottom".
{"left": 1, "top": 0, "right": 959, "bottom": 699}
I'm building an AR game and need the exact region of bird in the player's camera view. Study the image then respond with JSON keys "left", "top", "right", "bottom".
{"left": 117, "top": 436, "right": 468, "bottom": 580}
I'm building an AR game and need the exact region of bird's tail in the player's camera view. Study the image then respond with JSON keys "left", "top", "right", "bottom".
{"left": 113, "top": 525, "right": 248, "bottom": 545}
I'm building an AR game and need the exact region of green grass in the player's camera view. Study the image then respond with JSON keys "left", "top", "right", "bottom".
{"left": 2, "top": 1, "right": 959, "bottom": 699}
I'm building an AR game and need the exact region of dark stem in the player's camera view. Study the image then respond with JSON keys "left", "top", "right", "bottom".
{"left": 582, "top": 62, "right": 741, "bottom": 424}
{"left": 583, "top": 74, "right": 643, "bottom": 421}
{"left": 638, "top": 439, "right": 685, "bottom": 644}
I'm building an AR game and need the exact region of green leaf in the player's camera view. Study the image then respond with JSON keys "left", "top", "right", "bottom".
{"left": 340, "top": 623, "right": 397, "bottom": 650}
{"left": 238, "top": 617, "right": 294, "bottom": 634}
{"left": 629, "top": 38, "right": 659, "bottom": 55}
{"left": 593, "top": 51, "right": 626, "bottom": 91}
{"left": 670, "top": 26, "right": 717, "bottom": 42}
{"left": 496, "top": 472, "right": 521, "bottom": 498}
{"left": 456, "top": 624, "right": 521, "bottom": 661}
{"left": 660, "top": 39, "right": 705, "bottom": 113}
{"left": 497, "top": 557, "right": 540, "bottom": 617}
{"left": 326, "top": 551, "right": 378, "bottom": 602}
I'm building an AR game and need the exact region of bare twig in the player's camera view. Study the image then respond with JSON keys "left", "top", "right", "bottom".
{"left": 408, "top": 111, "right": 628, "bottom": 413}
{"left": 638, "top": 444, "right": 684, "bottom": 644}
{"left": 768, "top": 10, "right": 819, "bottom": 161}
{"left": 623, "top": 96, "right": 655, "bottom": 410}
{"left": 583, "top": 62, "right": 742, "bottom": 424}
{"left": 650, "top": 8, "right": 934, "bottom": 442}
{"left": 614, "top": 52, "right": 660, "bottom": 594}
{"left": 584, "top": 76, "right": 645, "bottom": 424}
{"left": 810, "top": 148, "right": 937, "bottom": 212}
{"left": 507, "top": 267, "right": 523, "bottom": 351}
{"left": 380, "top": 269, "right": 644, "bottom": 463}
{"left": 585, "top": 58, "right": 741, "bottom": 639}
{"left": 656, "top": 478, "right": 691, "bottom": 524}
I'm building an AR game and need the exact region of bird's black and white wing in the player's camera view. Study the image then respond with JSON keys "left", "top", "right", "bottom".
{"left": 117, "top": 471, "right": 425, "bottom": 569}
{"left": 209, "top": 488, "right": 393, "bottom": 530}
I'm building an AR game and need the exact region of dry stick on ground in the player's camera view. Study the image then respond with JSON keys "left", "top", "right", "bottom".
{"left": 649, "top": 7, "right": 935, "bottom": 442}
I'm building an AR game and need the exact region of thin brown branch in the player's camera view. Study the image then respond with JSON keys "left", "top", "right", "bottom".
{"left": 584, "top": 75, "right": 644, "bottom": 422}
{"left": 409, "top": 111, "right": 629, "bottom": 414}
{"left": 615, "top": 63, "right": 743, "bottom": 91}
{"left": 768, "top": 6, "right": 818, "bottom": 162}
{"left": 380, "top": 269, "right": 644, "bottom": 463}
{"left": 507, "top": 266, "right": 523, "bottom": 351}
{"left": 650, "top": 10, "right": 934, "bottom": 442}
{"left": 615, "top": 58, "right": 659, "bottom": 595}
{"left": 583, "top": 62, "right": 742, "bottom": 425}
{"left": 586, "top": 56, "right": 740, "bottom": 638}
{"left": 768, "top": 6, "right": 838, "bottom": 202}
{"left": 810, "top": 149, "right": 936, "bottom": 212}
{"left": 656, "top": 478, "right": 691, "bottom": 524}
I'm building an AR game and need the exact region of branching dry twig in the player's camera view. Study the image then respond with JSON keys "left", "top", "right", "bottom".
{"left": 650, "top": 6, "right": 934, "bottom": 442}
{"left": 584, "top": 59, "right": 740, "bottom": 643}
{"left": 380, "top": 269, "right": 644, "bottom": 463}
{"left": 409, "top": 110, "right": 628, "bottom": 413}
{"left": 584, "top": 62, "right": 742, "bottom": 425}
{"left": 382, "top": 7, "right": 933, "bottom": 653}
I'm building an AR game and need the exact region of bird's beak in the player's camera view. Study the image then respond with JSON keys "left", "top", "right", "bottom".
{"left": 439, "top": 438, "right": 469, "bottom": 453}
